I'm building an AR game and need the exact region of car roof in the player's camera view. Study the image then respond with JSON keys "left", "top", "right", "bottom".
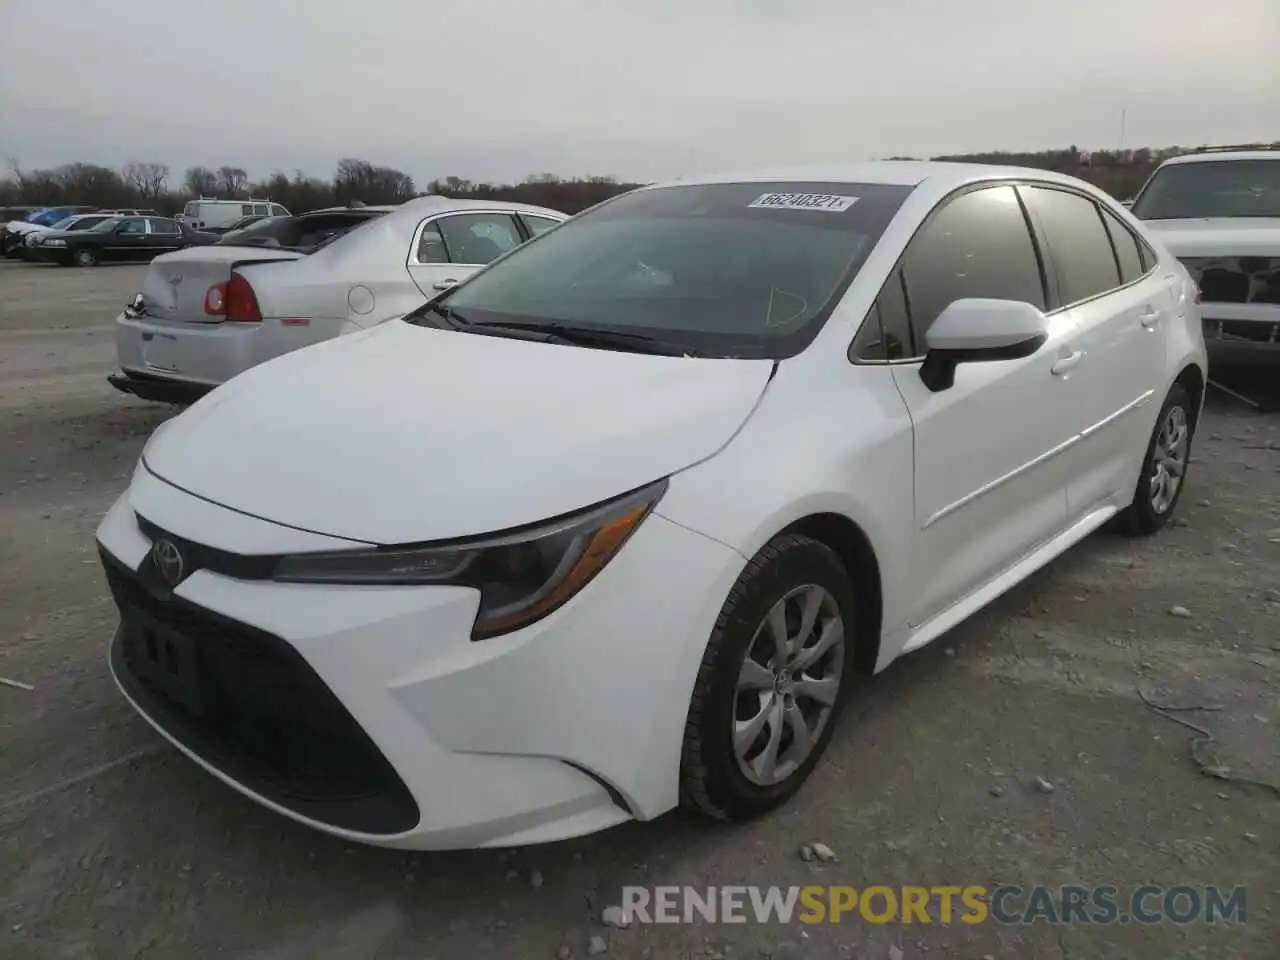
{"left": 642, "top": 161, "right": 1102, "bottom": 193}
{"left": 1158, "top": 150, "right": 1280, "bottom": 167}
{"left": 304, "top": 196, "right": 566, "bottom": 218}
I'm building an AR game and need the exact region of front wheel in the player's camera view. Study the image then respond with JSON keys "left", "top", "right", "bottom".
{"left": 72, "top": 247, "right": 97, "bottom": 267}
{"left": 680, "top": 534, "right": 858, "bottom": 820}
{"left": 1118, "top": 382, "right": 1194, "bottom": 535}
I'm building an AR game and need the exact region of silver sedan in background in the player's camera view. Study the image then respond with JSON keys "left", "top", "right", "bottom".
{"left": 108, "top": 197, "right": 568, "bottom": 403}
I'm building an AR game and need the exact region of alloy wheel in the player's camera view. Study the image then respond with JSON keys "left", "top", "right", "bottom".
{"left": 733, "top": 584, "right": 845, "bottom": 786}
{"left": 1149, "top": 405, "right": 1188, "bottom": 515}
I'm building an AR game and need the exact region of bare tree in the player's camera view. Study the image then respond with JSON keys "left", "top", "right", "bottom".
{"left": 122, "top": 161, "right": 171, "bottom": 200}
{"left": 183, "top": 165, "right": 218, "bottom": 197}
{"left": 216, "top": 165, "right": 249, "bottom": 198}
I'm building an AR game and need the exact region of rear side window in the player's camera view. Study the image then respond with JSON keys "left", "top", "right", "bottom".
{"left": 1098, "top": 205, "right": 1146, "bottom": 285}
{"left": 147, "top": 217, "right": 180, "bottom": 235}
{"left": 898, "top": 185, "right": 1046, "bottom": 343}
{"left": 436, "top": 213, "right": 523, "bottom": 264}
{"left": 1020, "top": 186, "right": 1120, "bottom": 306}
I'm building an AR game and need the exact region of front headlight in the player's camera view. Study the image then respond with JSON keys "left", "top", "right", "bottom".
{"left": 45, "top": 238, "right": 66, "bottom": 247}
{"left": 273, "top": 479, "right": 667, "bottom": 639}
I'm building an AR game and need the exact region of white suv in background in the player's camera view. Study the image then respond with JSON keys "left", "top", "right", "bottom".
{"left": 1129, "top": 146, "right": 1280, "bottom": 350}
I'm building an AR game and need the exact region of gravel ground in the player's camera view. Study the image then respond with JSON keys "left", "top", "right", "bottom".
{"left": 1, "top": 259, "right": 1277, "bottom": 960}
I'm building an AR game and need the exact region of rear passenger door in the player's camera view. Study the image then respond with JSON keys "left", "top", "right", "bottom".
{"left": 405, "top": 212, "right": 525, "bottom": 298}
{"left": 874, "top": 184, "right": 1077, "bottom": 629}
{"left": 1018, "top": 185, "right": 1167, "bottom": 520}
{"left": 145, "top": 217, "right": 185, "bottom": 256}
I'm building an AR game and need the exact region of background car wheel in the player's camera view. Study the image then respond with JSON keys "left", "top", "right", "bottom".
{"left": 1118, "top": 382, "right": 1194, "bottom": 536}
{"left": 73, "top": 248, "right": 97, "bottom": 267}
{"left": 680, "top": 533, "right": 858, "bottom": 821}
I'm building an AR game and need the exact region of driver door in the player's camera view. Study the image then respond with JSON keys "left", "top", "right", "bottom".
{"left": 881, "top": 184, "right": 1078, "bottom": 628}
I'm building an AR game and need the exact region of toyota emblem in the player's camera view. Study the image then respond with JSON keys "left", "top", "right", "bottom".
{"left": 152, "top": 539, "right": 184, "bottom": 586}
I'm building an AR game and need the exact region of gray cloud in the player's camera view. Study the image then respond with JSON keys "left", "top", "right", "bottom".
{"left": 1, "top": 0, "right": 1275, "bottom": 184}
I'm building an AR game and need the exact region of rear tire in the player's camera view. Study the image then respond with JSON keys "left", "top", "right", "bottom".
{"left": 680, "top": 534, "right": 857, "bottom": 821}
{"left": 1117, "top": 382, "right": 1194, "bottom": 536}
{"left": 73, "top": 247, "right": 97, "bottom": 268}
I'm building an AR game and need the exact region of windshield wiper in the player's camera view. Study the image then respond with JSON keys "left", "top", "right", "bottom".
{"left": 463, "top": 320, "right": 694, "bottom": 356}
{"left": 406, "top": 301, "right": 469, "bottom": 329}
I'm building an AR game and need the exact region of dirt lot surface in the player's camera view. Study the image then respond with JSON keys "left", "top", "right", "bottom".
{"left": 1, "top": 259, "right": 1277, "bottom": 960}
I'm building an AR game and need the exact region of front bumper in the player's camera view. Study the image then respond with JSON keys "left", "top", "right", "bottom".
{"left": 95, "top": 468, "right": 744, "bottom": 849}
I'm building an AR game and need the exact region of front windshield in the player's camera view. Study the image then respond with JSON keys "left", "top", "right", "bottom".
{"left": 51, "top": 216, "right": 76, "bottom": 230}
{"left": 91, "top": 218, "right": 122, "bottom": 232}
{"left": 1131, "top": 159, "right": 1280, "bottom": 219}
{"left": 422, "top": 180, "right": 913, "bottom": 358}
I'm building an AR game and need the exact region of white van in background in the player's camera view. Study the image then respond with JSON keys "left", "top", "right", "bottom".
{"left": 180, "top": 198, "right": 291, "bottom": 233}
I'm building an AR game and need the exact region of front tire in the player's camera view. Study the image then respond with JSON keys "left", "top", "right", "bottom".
{"left": 1118, "top": 382, "right": 1194, "bottom": 536}
{"left": 680, "top": 534, "right": 857, "bottom": 820}
{"left": 73, "top": 247, "right": 97, "bottom": 267}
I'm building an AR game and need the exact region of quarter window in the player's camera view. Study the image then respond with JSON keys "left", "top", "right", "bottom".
{"left": 899, "top": 185, "right": 1046, "bottom": 343}
{"left": 416, "top": 222, "right": 449, "bottom": 263}
{"left": 521, "top": 214, "right": 560, "bottom": 236}
{"left": 437, "top": 213, "right": 522, "bottom": 264}
{"left": 1020, "top": 186, "right": 1120, "bottom": 306}
{"left": 1098, "top": 205, "right": 1146, "bottom": 284}
{"left": 851, "top": 269, "right": 915, "bottom": 362}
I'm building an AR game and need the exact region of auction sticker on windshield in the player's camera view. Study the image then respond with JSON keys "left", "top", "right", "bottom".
{"left": 747, "top": 193, "right": 858, "bottom": 212}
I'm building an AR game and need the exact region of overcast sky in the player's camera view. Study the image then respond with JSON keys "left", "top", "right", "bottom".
{"left": 1, "top": 0, "right": 1276, "bottom": 186}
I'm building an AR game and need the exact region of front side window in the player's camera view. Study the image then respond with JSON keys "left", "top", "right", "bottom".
{"left": 92, "top": 217, "right": 122, "bottom": 232}
{"left": 422, "top": 181, "right": 914, "bottom": 359}
{"left": 184, "top": 202, "right": 198, "bottom": 219}
{"left": 270, "top": 204, "right": 288, "bottom": 217}
{"left": 1130, "top": 159, "right": 1280, "bottom": 220}
{"left": 437, "top": 213, "right": 523, "bottom": 264}
{"left": 899, "top": 185, "right": 1046, "bottom": 344}
{"left": 1020, "top": 186, "right": 1120, "bottom": 306}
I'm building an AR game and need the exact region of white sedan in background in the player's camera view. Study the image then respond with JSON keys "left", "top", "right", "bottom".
{"left": 108, "top": 196, "right": 567, "bottom": 403}
{"left": 97, "top": 162, "right": 1205, "bottom": 850}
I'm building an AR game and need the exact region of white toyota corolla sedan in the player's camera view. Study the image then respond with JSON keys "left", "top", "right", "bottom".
{"left": 96, "top": 162, "right": 1206, "bottom": 850}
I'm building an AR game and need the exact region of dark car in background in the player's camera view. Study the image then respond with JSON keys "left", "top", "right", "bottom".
{"left": 35, "top": 215, "right": 210, "bottom": 266}
{"left": 21, "top": 213, "right": 120, "bottom": 259}
{"left": 2, "top": 205, "right": 98, "bottom": 256}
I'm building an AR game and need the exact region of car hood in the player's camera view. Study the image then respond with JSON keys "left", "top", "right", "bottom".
{"left": 142, "top": 320, "right": 775, "bottom": 544}
{"left": 1143, "top": 218, "right": 1280, "bottom": 258}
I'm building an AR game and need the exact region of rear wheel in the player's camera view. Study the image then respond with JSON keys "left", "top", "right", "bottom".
{"left": 73, "top": 247, "right": 97, "bottom": 267}
{"left": 1118, "top": 382, "right": 1193, "bottom": 535}
{"left": 680, "top": 534, "right": 857, "bottom": 820}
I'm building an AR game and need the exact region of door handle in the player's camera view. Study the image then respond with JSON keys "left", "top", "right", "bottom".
{"left": 1051, "top": 350, "right": 1084, "bottom": 376}
{"left": 1140, "top": 306, "right": 1162, "bottom": 328}
{"left": 432, "top": 279, "right": 457, "bottom": 290}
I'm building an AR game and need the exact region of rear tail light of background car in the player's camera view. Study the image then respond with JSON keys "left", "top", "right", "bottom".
{"left": 203, "top": 273, "right": 262, "bottom": 322}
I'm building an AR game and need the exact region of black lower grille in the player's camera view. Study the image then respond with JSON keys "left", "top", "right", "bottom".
{"left": 102, "top": 548, "right": 419, "bottom": 835}
{"left": 1180, "top": 256, "right": 1280, "bottom": 305}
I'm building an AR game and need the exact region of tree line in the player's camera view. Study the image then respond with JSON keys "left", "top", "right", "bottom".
{"left": 2, "top": 142, "right": 1275, "bottom": 216}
